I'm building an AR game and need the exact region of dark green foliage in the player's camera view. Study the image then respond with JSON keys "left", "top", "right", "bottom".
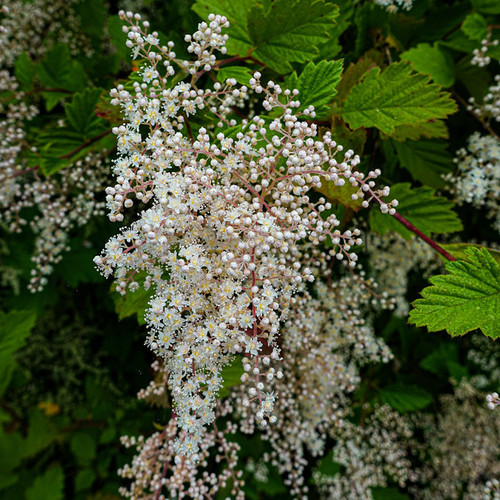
{"left": 1, "top": 0, "right": 500, "bottom": 498}
{"left": 369, "top": 183, "right": 463, "bottom": 238}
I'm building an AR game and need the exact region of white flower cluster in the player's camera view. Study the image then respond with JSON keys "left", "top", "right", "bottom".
{"left": 486, "top": 392, "right": 500, "bottom": 410}
{"left": 1, "top": 154, "right": 108, "bottom": 292}
{"left": 0, "top": 56, "right": 108, "bottom": 293}
{"left": 411, "top": 381, "right": 500, "bottom": 500}
{"left": 0, "top": 1, "right": 92, "bottom": 68}
{"left": 446, "top": 132, "right": 500, "bottom": 233}
{"left": 119, "top": 401, "right": 244, "bottom": 500}
{"left": 0, "top": 70, "right": 39, "bottom": 224}
{"left": 0, "top": 3, "right": 109, "bottom": 292}
{"left": 368, "top": 233, "right": 440, "bottom": 316}
{"left": 231, "top": 277, "right": 393, "bottom": 497}
{"left": 483, "top": 479, "right": 500, "bottom": 500}
{"left": 95, "top": 12, "right": 395, "bottom": 460}
{"left": 471, "top": 32, "right": 499, "bottom": 68}
{"left": 120, "top": 273, "right": 395, "bottom": 498}
{"left": 315, "top": 405, "right": 414, "bottom": 500}
{"left": 373, "top": 0, "right": 413, "bottom": 13}
{"left": 468, "top": 74, "right": 500, "bottom": 123}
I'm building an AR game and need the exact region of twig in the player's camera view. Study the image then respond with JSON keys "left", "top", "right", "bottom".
{"left": 391, "top": 212, "right": 456, "bottom": 261}
{"left": 59, "top": 128, "right": 113, "bottom": 160}
{"left": 452, "top": 90, "right": 500, "bottom": 142}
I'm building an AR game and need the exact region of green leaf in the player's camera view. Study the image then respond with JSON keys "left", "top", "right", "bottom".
{"left": 218, "top": 357, "right": 244, "bottom": 398}
{"left": 74, "top": 468, "right": 96, "bottom": 492}
{"left": 37, "top": 44, "right": 87, "bottom": 91}
{"left": 65, "top": 88, "right": 107, "bottom": 138}
{"left": 36, "top": 125, "right": 113, "bottom": 176}
{"left": 341, "top": 62, "right": 457, "bottom": 135}
{"left": 472, "top": 0, "right": 500, "bottom": 14}
{"left": 284, "top": 60, "right": 343, "bottom": 117}
{"left": 23, "top": 409, "right": 58, "bottom": 458}
{"left": 192, "top": 0, "right": 256, "bottom": 56}
{"left": 315, "top": 0, "right": 354, "bottom": 60}
{"left": 37, "top": 44, "right": 88, "bottom": 109}
{"left": 446, "top": 360, "right": 468, "bottom": 381}
{"left": 455, "top": 56, "right": 491, "bottom": 102}
{"left": 55, "top": 241, "right": 105, "bottom": 287}
{"left": 0, "top": 432, "right": 24, "bottom": 488}
{"left": 316, "top": 177, "right": 364, "bottom": 211}
{"left": 75, "top": 0, "right": 106, "bottom": 43}
{"left": 0, "top": 310, "right": 37, "bottom": 396}
{"left": 14, "top": 53, "right": 36, "bottom": 90}
{"left": 420, "top": 343, "right": 459, "bottom": 377}
{"left": 371, "top": 487, "right": 410, "bottom": 500}
{"left": 440, "top": 243, "right": 500, "bottom": 266}
{"left": 26, "top": 466, "right": 64, "bottom": 500}
{"left": 112, "top": 276, "right": 154, "bottom": 325}
{"left": 247, "top": 0, "right": 339, "bottom": 74}
{"left": 392, "top": 139, "right": 454, "bottom": 188}
{"left": 409, "top": 248, "right": 500, "bottom": 338}
{"left": 379, "top": 383, "right": 432, "bottom": 412}
{"left": 108, "top": 15, "right": 130, "bottom": 60}
{"left": 334, "top": 57, "right": 378, "bottom": 104}
{"left": 0, "top": 470, "right": 19, "bottom": 491}
{"left": 369, "top": 183, "right": 463, "bottom": 239}
{"left": 315, "top": 450, "right": 342, "bottom": 478}
{"left": 389, "top": 119, "right": 449, "bottom": 142}
{"left": 217, "top": 66, "right": 253, "bottom": 85}
{"left": 462, "top": 12, "right": 488, "bottom": 41}
{"left": 401, "top": 43, "right": 455, "bottom": 87}
{"left": 331, "top": 117, "right": 367, "bottom": 154}
{"left": 441, "top": 30, "right": 479, "bottom": 54}
{"left": 70, "top": 432, "right": 97, "bottom": 465}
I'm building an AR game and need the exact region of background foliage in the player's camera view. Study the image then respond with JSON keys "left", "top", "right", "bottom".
{"left": 0, "top": 0, "right": 499, "bottom": 498}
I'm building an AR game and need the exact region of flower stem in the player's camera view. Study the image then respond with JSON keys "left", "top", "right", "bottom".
{"left": 391, "top": 212, "right": 456, "bottom": 261}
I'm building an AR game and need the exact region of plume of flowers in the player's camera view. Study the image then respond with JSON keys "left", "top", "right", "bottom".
{"left": 94, "top": 11, "right": 396, "bottom": 460}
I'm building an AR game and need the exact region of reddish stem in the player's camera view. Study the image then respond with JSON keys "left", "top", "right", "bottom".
{"left": 391, "top": 212, "right": 456, "bottom": 261}
{"left": 3, "top": 166, "right": 39, "bottom": 180}
{"left": 59, "top": 128, "right": 112, "bottom": 160}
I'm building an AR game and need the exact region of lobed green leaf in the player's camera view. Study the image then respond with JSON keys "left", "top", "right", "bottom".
{"left": 341, "top": 62, "right": 457, "bottom": 135}
{"left": 0, "top": 310, "right": 37, "bottom": 397}
{"left": 401, "top": 43, "right": 455, "bottom": 88}
{"left": 247, "top": 0, "right": 339, "bottom": 74}
{"left": 284, "top": 60, "right": 343, "bottom": 118}
{"left": 392, "top": 139, "right": 454, "bottom": 188}
{"left": 409, "top": 248, "right": 500, "bottom": 338}
{"left": 26, "top": 466, "right": 64, "bottom": 500}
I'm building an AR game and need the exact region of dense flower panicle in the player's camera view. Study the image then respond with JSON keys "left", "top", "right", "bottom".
{"left": 95, "top": 12, "right": 396, "bottom": 459}
{"left": 230, "top": 277, "right": 393, "bottom": 497}
{"left": 0, "top": 70, "right": 39, "bottom": 215}
{"left": 315, "top": 405, "right": 414, "bottom": 500}
{"left": 0, "top": 1, "right": 92, "bottom": 67}
{"left": 410, "top": 381, "right": 500, "bottom": 500}
{"left": 1, "top": 151, "right": 108, "bottom": 292}
{"left": 446, "top": 132, "right": 500, "bottom": 233}
{"left": 119, "top": 400, "right": 244, "bottom": 500}
{"left": 0, "top": 3, "right": 107, "bottom": 291}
